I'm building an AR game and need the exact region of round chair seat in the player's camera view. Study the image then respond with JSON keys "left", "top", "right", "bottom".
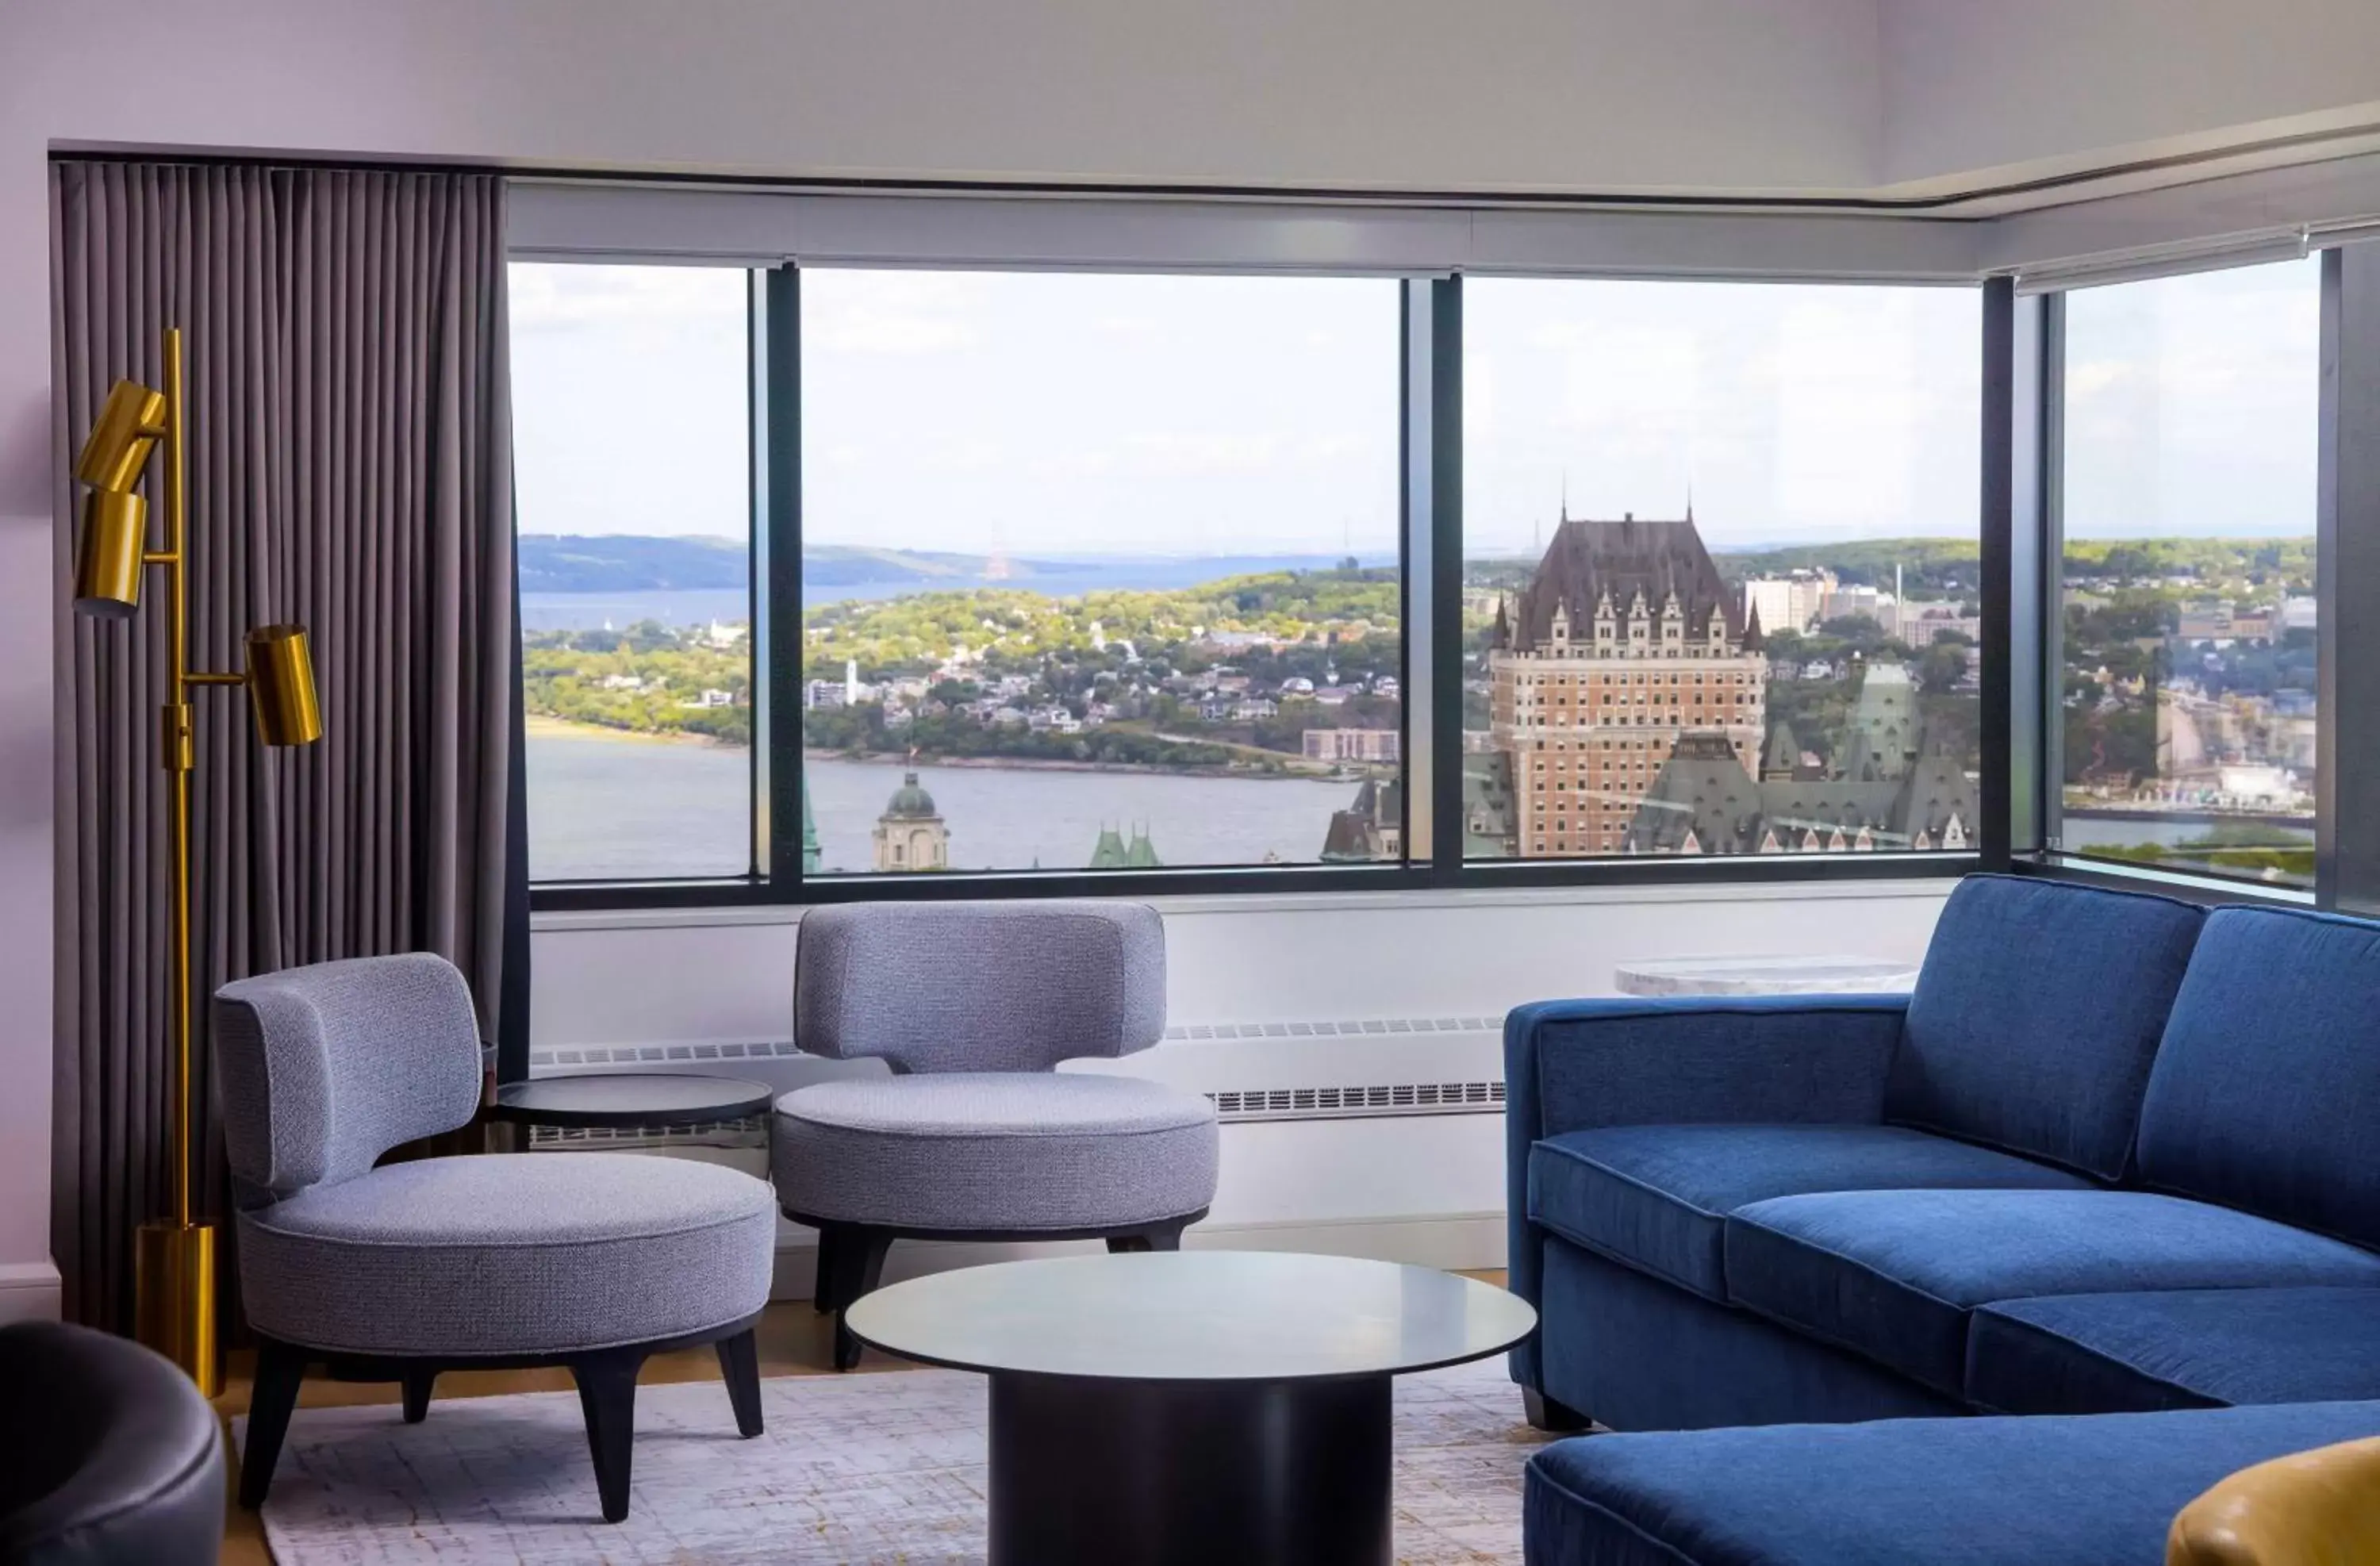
{"left": 236, "top": 1153, "right": 776, "bottom": 1357}
{"left": 772, "top": 1073, "right": 1219, "bottom": 1234}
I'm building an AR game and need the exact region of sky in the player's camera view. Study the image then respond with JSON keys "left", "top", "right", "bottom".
{"left": 509, "top": 255, "right": 2322, "bottom": 561}
{"left": 2059, "top": 254, "right": 2320, "bottom": 540}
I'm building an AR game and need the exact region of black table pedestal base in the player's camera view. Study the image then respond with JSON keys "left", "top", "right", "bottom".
{"left": 987, "top": 1370, "right": 1392, "bottom": 1566}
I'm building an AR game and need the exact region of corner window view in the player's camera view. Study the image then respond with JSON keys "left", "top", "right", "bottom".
{"left": 511, "top": 262, "right": 755, "bottom": 881}
{"left": 1461, "top": 278, "right": 1984, "bottom": 860}
{"left": 799, "top": 269, "right": 1402, "bottom": 875}
{"left": 2056, "top": 257, "right": 2319, "bottom": 887}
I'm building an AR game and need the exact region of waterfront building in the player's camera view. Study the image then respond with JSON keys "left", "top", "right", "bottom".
{"left": 872, "top": 771, "right": 949, "bottom": 872}
{"left": 1303, "top": 728, "right": 1401, "bottom": 763}
{"left": 1488, "top": 512, "right": 1767, "bottom": 857}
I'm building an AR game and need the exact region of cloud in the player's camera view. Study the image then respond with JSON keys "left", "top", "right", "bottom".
{"left": 509, "top": 263, "right": 744, "bottom": 328}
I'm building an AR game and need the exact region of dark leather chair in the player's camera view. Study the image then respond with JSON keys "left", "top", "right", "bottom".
{"left": 0, "top": 1321, "right": 223, "bottom": 1565}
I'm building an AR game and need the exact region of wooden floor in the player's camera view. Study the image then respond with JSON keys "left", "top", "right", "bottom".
{"left": 214, "top": 1269, "right": 1508, "bottom": 1563}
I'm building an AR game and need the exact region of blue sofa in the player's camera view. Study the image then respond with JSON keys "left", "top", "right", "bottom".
{"left": 1507, "top": 874, "right": 2380, "bottom": 1562}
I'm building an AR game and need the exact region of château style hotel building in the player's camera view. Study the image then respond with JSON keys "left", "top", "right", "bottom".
{"left": 1489, "top": 513, "right": 1767, "bottom": 856}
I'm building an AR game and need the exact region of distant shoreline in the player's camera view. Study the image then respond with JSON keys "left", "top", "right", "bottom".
{"left": 526, "top": 713, "right": 731, "bottom": 748}
{"left": 802, "top": 747, "right": 1362, "bottom": 782}
{"left": 522, "top": 716, "right": 1362, "bottom": 784}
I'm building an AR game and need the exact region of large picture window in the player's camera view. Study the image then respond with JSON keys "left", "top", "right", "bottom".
{"left": 797, "top": 269, "right": 1403, "bottom": 877}
{"left": 2052, "top": 257, "right": 2320, "bottom": 889}
{"left": 1460, "top": 278, "right": 1984, "bottom": 862}
{"left": 510, "top": 262, "right": 756, "bottom": 883}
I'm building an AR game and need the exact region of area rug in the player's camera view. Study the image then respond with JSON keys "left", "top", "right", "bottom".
{"left": 247, "top": 1356, "right": 1553, "bottom": 1564}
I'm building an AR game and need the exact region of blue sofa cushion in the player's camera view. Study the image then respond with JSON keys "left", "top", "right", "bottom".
{"left": 1530, "top": 1123, "right": 2093, "bottom": 1303}
{"left": 1884, "top": 874, "right": 2204, "bottom": 1180}
{"left": 1524, "top": 1401, "right": 2380, "bottom": 1566}
{"left": 2137, "top": 905, "right": 2380, "bottom": 1250}
{"left": 1969, "top": 1288, "right": 2380, "bottom": 1415}
{"left": 1726, "top": 1189, "right": 2380, "bottom": 1398}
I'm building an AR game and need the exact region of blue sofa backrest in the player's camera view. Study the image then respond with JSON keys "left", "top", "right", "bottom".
{"left": 1885, "top": 875, "right": 2205, "bottom": 1180}
{"left": 2136, "top": 906, "right": 2380, "bottom": 1249}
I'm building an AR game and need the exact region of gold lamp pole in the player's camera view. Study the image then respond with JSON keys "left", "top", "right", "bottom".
{"left": 71, "top": 328, "right": 324, "bottom": 1396}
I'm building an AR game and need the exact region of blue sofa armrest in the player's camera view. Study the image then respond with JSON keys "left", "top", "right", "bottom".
{"left": 1503, "top": 993, "right": 1909, "bottom": 1392}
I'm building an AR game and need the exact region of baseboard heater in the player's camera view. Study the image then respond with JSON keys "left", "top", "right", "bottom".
{"left": 528, "top": 1013, "right": 1511, "bottom": 1134}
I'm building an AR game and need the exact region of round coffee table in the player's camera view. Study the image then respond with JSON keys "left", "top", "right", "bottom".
{"left": 845, "top": 1250, "right": 1536, "bottom": 1566}
{"left": 489, "top": 1073, "right": 774, "bottom": 1130}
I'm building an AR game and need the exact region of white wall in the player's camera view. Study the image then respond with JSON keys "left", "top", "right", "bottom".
{"left": 534, "top": 881, "right": 1952, "bottom": 1280}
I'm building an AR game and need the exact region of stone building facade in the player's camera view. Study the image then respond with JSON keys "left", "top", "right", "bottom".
{"left": 1488, "top": 513, "right": 1767, "bottom": 857}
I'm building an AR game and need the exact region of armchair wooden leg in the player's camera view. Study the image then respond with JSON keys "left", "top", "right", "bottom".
{"left": 831, "top": 1228, "right": 895, "bottom": 1372}
{"left": 810, "top": 1222, "right": 844, "bottom": 1315}
{"left": 1107, "top": 1215, "right": 1190, "bottom": 1253}
{"left": 570, "top": 1347, "right": 647, "bottom": 1522}
{"left": 239, "top": 1339, "right": 309, "bottom": 1509}
{"left": 716, "top": 1328, "right": 764, "bottom": 1437}
{"left": 400, "top": 1369, "right": 437, "bottom": 1425}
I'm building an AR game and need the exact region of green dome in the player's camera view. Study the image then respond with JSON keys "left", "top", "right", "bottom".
{"left": 882, "top": 770, "right": 939, "bottom": 819}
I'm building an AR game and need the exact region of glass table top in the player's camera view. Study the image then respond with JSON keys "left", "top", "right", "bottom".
{"left": 845, "top": 1251, "right": 1537, "bottom": 1382}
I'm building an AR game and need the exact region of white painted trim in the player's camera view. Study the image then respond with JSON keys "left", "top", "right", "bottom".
{"left": 766, "top": 1212, "right": 1505, "bottom": 1301}
{"left": 535, "top": 874, "right": 1961, "bottom": 932}
{"left": 512, "top": 183, "right": 1987, "bottom": 282}
{"left": 0, "top": 1259, "right": 63, "bottom": 1324}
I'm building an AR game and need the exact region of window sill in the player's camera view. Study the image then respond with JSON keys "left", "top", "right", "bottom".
{"left": 2010, "top": 854, "right": 2317, "bottom": 909}
{"left": 532, "top": 866, "right": 1968, "bottom": 932}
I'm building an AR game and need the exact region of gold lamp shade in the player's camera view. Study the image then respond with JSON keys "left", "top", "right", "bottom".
{"left": 74, "top": 489, "right": 149, "bottom": 617}
{"left": 75, "top": 379, "right": 167, "bottom": 493}
{"left": 246, "top": 625, "right": 323, "bottom": 747}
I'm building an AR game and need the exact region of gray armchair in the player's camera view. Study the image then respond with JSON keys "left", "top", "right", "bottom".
{"left": 215, "top": 953, "right": 776, "bottom": 1523}
{"left": 774, "top": 901, "right": 1219, "bottom": 1368}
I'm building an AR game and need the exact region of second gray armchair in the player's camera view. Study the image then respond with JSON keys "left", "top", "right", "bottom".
{"left": 774, "top": 900, "right": 1219, "bottom": 1368}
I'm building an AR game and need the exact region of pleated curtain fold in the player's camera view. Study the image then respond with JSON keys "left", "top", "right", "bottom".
{"left": 49, "top": 161, "right": 524, "bottom": 1330}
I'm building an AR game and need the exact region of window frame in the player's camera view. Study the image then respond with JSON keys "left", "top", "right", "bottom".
{"left": 2007, "top": 252, "right": 2346, "bottom": 910}
{"left": 521, "top": 245, "right": 1995, "bottom": 913}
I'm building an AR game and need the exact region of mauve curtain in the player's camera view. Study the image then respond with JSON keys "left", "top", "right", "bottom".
{"left": 49, "top": 161, "right": 524, "bottom": 1330}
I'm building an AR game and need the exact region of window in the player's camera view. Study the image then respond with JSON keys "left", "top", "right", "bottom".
{"left": 510, "top": 263, "right": 756, "bottom": 882}
{"left": 1461, "top": 278, "right": 1984, "bottom": 861}
{"left": 2049, "top": 258, "right": 2320, "bottom": 889}
{"left": 797, "top": 269, "right": 1403, "bottom": 876}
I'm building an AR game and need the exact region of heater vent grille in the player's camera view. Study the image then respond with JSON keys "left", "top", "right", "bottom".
{"left": 1209, "top": 1080, "right": 1506, "bottom": 1121}
{"left": 528, "top": 1015, "right": 1507, "bottom": 1072}
{"left": 526, "top": 1015, "right": 1509, "bottom": 1128}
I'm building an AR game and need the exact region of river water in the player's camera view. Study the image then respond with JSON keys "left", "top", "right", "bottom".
{"left": 526, "top": 727, "right": 2313, "bottom": 883}
{"left": 527, "top": 728, "right": 1365, "bottom": 881}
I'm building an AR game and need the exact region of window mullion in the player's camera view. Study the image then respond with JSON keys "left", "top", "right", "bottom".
{"left": 764, "top": 263, "right": 806, "bottom": 899}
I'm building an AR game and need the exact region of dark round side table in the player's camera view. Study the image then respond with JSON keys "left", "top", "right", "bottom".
{"left": 491, "top": 1073, "right": 777, "bottom": 1132}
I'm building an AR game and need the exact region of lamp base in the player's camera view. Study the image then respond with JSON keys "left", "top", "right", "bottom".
{"left": 136, "top": 1220, "right": 221, "bottom": 1398}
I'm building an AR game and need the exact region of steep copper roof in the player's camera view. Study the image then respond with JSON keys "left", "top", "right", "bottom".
{"left": 1507, "top": 516, "right": 1744, "bottom": 653}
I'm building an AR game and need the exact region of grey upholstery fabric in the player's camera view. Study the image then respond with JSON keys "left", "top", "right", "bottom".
{"left": 215, "top": 954, "right": 482, "bottom": 1199}
{"left": 793, "top": 901, "right": 1165, "bottom": 1073}
{"left": 237, "top": 1153, "right": 774, "bottom": 1356}
{"left": 774, "top": 1074, "right": 1218, "bottom": 1231}
{"left": 52, "top": 161, "right": 519, "bottom": 1330}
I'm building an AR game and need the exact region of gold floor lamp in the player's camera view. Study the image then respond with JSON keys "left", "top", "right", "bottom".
{"left": 71, "top": 327, "right": 323, "bottom": 1395}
